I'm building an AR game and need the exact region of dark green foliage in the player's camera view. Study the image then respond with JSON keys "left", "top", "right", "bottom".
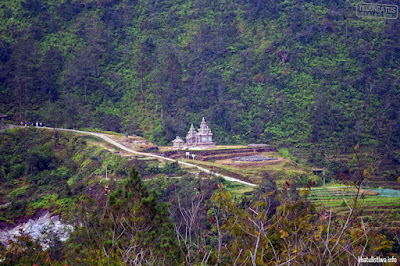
{"left": 26, "top": 144, "right": 55, "bottom": 175}
{"left": 0, "top": 232, "right": 49, "bottom": 265}
{"left": 0, "top": 128, "right": 137, "bottom": 222}
{"left": 0, "top": 0, "right": 398, "bottom": 157}
{"left": 7, "top": 164, "right": 25, "bottom": 181}
{"left": 253, "top": 172, "right": 278, "bottom": 203}
{"left": 127, "top": 165, "right": 147, "bottom": 197}
{"left": 68, "top": 166, "right": 182, "bottom": 264}
{"left": 0, "top": 129, "right": 397, "bottom": 264}
{"left": 162, "top": 162, "right": 181, "bottom": 175}
{"left": 145, "top": 161, "right": 183, "bottom": 176}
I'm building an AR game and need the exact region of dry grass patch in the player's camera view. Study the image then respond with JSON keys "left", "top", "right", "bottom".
{"left": 158, "top": 145, "right": 249, "bottom": 151}
{"left": 221, "top": 159, "right": 287, "bottom": 168}
{"left": 105, "top": 134, "right": 154, "bottom": 151}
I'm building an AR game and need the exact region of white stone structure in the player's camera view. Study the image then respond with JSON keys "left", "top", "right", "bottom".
{"left": 172, "top": 136, "right": 185, "bottom": 149}
{"left": 172, "top": 117, "right": 216, "bottom": 149}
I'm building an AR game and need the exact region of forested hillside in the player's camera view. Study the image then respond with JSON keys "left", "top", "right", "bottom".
{"left": 1, "top": 0, "right": 399, "bottom": 152}
{"left": 0, "top": 129, "right": 398, "bottom": 264}
{"left": 0, "top": 128, "right": 142, "bottom": 222}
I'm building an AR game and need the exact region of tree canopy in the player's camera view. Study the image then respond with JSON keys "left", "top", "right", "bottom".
{"left": 0, "top": 0, "right": 399, "bottom": 153}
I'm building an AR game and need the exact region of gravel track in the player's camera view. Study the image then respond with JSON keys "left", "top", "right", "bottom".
{"left": 41, "top": 127, "right": 257, "bottom": 187}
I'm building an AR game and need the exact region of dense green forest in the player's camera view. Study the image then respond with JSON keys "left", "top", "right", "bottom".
{"left": 1, "top": 0, "right": 399, "bottom": 151}
{"left": 0, "top": 127, "right": 190, "bottom": 223}
{"left": 0, "top": 128, "right": 136, "bottom": 221}
{"left": 1, "top": 1, "right": 400, "bottom": 263}
{"left": 0, "top": 129, "right": 398, "bottom": 265}
{"left": 0, "top": 128, "right": 180, "bottom": 264}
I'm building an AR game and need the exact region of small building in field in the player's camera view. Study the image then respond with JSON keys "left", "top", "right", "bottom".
{"left": 172, "top": 136, "right": 185, "bottom": 149}
{"left": 173, "top": 117, "right": 216, "bottom": 150}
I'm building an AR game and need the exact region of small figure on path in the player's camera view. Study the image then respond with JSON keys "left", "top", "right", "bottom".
{"left": 25, "top": 121, "right": 28, "bottom": 127}
{"left": 125, "top": 132, "right": 128, "bottom": 138}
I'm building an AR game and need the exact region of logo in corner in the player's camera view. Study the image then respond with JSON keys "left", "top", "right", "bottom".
{"left": 356, "top": 3, "right": 398, "bottom": 19}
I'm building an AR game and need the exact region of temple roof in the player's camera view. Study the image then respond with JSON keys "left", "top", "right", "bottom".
{"left": 198, "top": 117, "right": 213, "bottom": 136}
{"left": 187, "top": 124, "right": 197, "bottom": 136}
{"left": 172, "top": 136, "right": 184, "bottom": 143}
{"left": 174, "top": 117, "right": 215, "bottom": 148}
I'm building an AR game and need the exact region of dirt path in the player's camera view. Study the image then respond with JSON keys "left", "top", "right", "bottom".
{"left": 41, "top": 127, "right": 257, "bottom": 187}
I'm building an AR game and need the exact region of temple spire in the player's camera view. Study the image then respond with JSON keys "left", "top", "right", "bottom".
{"left": 174, "top": 117, "right": 215, "bottom": 149}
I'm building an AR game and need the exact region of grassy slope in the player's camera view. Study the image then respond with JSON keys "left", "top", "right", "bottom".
{"left": 0, "top": 128, "right": 139, "bottom": 223}
{"left": 2, "top": 127, "right": 398, "bottom": 229}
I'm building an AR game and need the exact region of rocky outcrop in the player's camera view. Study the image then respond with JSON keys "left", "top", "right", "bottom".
{"left": 0, "top": 211, "right": 73, "bottom": 249}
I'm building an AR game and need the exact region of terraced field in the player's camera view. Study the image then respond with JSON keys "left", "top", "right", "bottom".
{"left": 308, "top": 187, "right": 400, "bottom": 228}
{"left": 179, "top": 151, "right": 312, "bottom": 185}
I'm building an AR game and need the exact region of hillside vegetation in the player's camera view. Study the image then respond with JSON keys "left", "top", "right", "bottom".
{"left": 0, "top": 0, "right": 399, "bottom": 152}
{"left": 1, "top": 1, "right": 400, "bottom": 262}
{"left": 0, "top": 127, "right": 153, "bottom": 223}
{"left": 0, "top": 128, "right": 399, "bottom": 264}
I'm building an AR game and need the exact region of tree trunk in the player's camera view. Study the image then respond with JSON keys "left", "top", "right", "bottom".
{"left": 53, "top": 121, "right": 58, "bottom": 148}
{"left": 140, "top": 68, "right": 145, "bottom": 103}
{"left": 84, "top": 76, "right": 87, "bottom": 103}
{"left": 161, "top": 102, "right": 164, "bottom": 126}
{"left": 97, "top": 56, "right": 100, "bottom": 77}
{"left": 49, "top": 87, "right": 52, "bottom": 103}
{"left": 19, "top": 79, "right": 23, "bottom": 122}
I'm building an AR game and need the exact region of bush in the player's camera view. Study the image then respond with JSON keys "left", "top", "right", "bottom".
{"left": 163, "top": 162, "right": 181, "bottom": 175}
{"left": 8, "top": 185, "right": 29, "bottom": 200}
{"left": 7, "top": 164, "right": 25, "bottom": 180}
{"left": 116, "top": 168, "right": 128, "bottom": 177}
{"left": 30, "top": 194, "right": 58, "bottom": 210}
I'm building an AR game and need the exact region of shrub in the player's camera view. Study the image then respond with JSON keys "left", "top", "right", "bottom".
{"left": 28, "top": 194, "right": 59, "bottom": 214}
{"left": 7, "top": 164, "right": 25, "bottom": 180}
{"left": 8, "top": 185, "right": 29, "bottom": 200}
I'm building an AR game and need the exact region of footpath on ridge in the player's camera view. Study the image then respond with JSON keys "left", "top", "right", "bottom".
{"left": 42, "top": 127, "right": 257, "bottom": 187}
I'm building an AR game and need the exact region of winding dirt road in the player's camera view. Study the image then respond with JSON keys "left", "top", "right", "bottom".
{"left": 42, "top": 127, "right": 257, "bottom": 187}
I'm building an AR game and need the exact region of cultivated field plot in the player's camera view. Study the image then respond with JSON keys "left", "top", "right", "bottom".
{"left": 184, "top": 150, "right": 311, "bottom": 184}
{"left": 218, "top": 157, "right": 287, "bottom": 168}
{"left": 159, "top": 145, "right": 250, "bottom": 151}
{"left": 111, "top": 135, "right": 155, "bottom": 151}
{"left": 221, "top": 181, "right": 400, "bottom": 228}
{"left": 78, "top": 132, "right": 154, "bottom": 153}
{"left": 308, "top": 187, "right": 400, "bottom": 228}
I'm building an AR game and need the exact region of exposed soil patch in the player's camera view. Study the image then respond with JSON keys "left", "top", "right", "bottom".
{"left": 222, "top": 159, "right": 288, "bottom": 168}
{"left": 105, "top": 134, "right": 155, "bottom": 151}
{"left": 153, "top": 147, "right": 278, "bottom": 161}
{"left": 233, "top": 155, "right": 278, "bottom": 162}
{"left": 193, "top": 162, "right": 255, "bottom": 184}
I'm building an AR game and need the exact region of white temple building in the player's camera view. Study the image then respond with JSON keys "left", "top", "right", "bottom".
{"left": 172, "top": 117, "right": 216, "bottom": 149}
